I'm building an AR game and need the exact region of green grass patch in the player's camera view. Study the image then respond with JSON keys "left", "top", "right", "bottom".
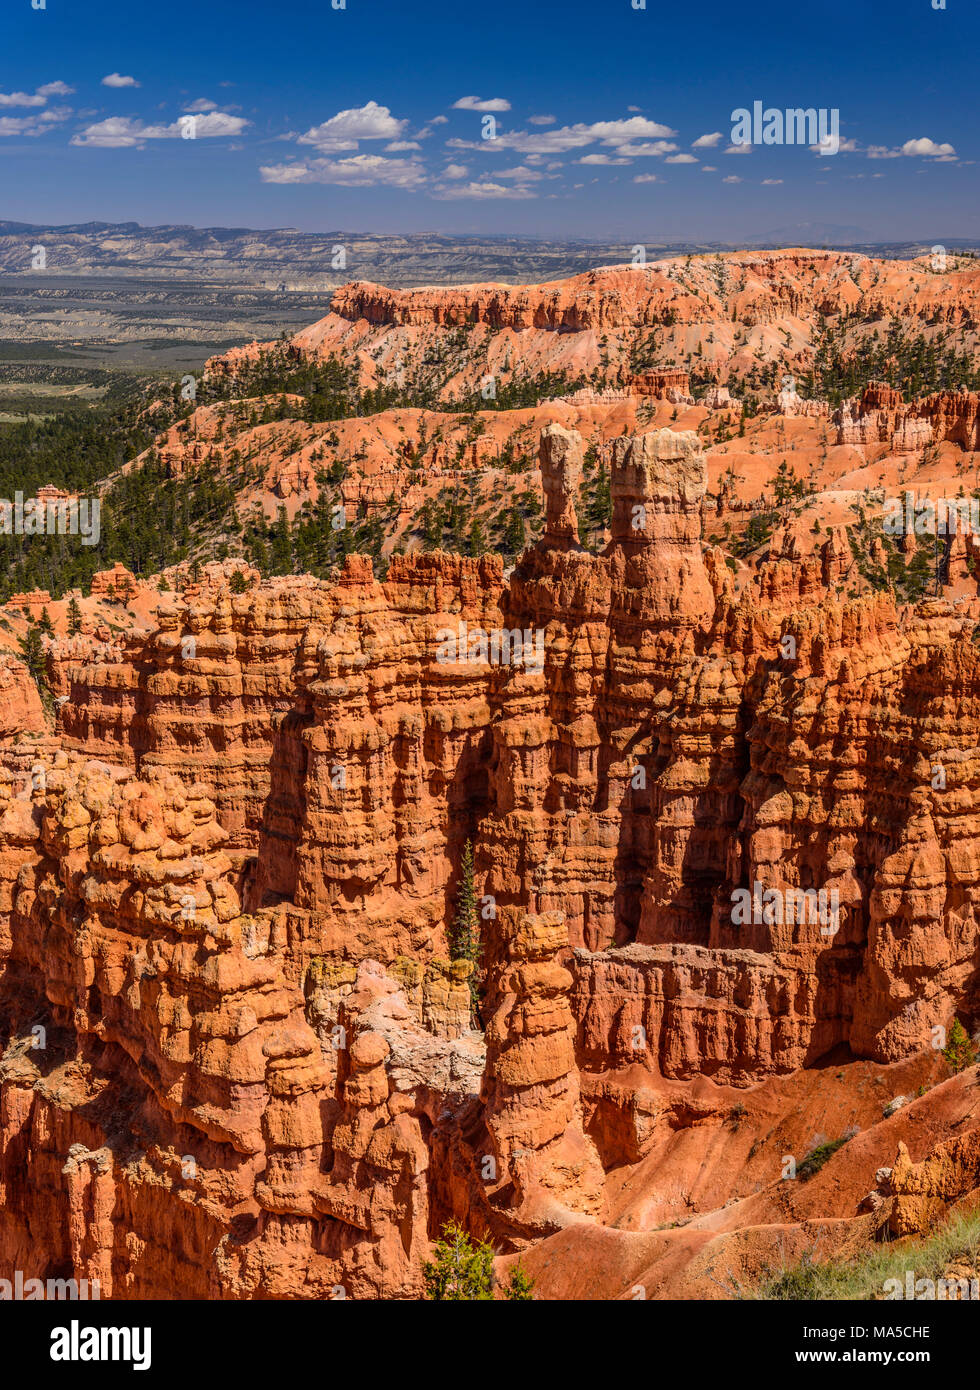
{"left": 798, "top": 1135, "right": 851, "bottom": 1181}
{"left": 747, "top": 1209, "right": 980, "bottom": 1300}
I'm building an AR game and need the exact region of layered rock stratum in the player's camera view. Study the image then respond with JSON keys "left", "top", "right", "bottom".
{"left": 3, "top": 253, "right": 980, "bottom": 1299}
{"left": 2, "top": 422, "right": 979, "bottom": 1298}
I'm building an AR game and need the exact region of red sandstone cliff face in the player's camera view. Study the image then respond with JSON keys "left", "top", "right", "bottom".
{"left": 836, "top": 382, "right": 980, "bottom": 451}
{"left": 167, "top": 253, "right": 980, "bottom": 615}
{"left": 322, "top": 254, "right": 980, "bottom": 338}
{"left": 0, "top": 658, "right": 46, "bottom": 737}
{"left": 3, "top": 420, "right": 980, "bottom": 1298}
{"left": 208, "top": 252, "right": 980, "bottom": 410}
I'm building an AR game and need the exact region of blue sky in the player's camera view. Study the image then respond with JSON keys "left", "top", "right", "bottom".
{"left": 0, "top": 0, "right": 975, "bottom": 241}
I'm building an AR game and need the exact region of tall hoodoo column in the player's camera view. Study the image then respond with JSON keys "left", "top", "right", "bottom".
{"left": 609, "top": 426, "right": 714, "bottom": 627}
{"left": 480, "top": 911, "right": 604, "bottom": 1233}
{"left": 539, "top": 423, "right": 584, "bottom": 549}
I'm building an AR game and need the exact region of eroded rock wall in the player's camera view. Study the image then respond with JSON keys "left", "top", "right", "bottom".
{"left": 3, "top": 420, "right": 980, "bottom": 1297}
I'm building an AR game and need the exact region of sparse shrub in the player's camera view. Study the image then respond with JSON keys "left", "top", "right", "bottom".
{"left": 423, "top": 1222, "right": 494, "bottom": 1300}
{"left": 748, "top": 1210, "right": 980, "bottom": 1301}
{"left": 504, "top": 1261, "right": 535, "bottom": 1300}
{"left": 422, "top": 1222, "right": 535, "bottom": 1301}
{"left": 942, "top": 1019, "right": 977, "bottom": 1073}
{"left": 798, "top": 1134, "right": 851, "bottom": 1181}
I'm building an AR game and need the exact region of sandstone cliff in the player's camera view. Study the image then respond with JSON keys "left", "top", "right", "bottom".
{"left": 3, "top": 419, "right": 980, "bottom": 1298}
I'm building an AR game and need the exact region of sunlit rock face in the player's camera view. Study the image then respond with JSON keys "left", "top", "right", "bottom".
{"left": 3, "top": 416, "right": 980, "bottom": 1300}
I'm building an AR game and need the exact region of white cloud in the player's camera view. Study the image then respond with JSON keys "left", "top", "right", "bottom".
{"left": 448, "top": 115, "right": 676, "bottom": 158}
{"left": 723, "top": 175, "right": 742, "bottom": 183}
{"left": 184, "top": 98, "right": 218, "bottom": 113}
{"left": 452, "top": 96, "right": 511, "bottom": 112}
{"left": 385, "top": 140, "right": 421, "bottom": 151}
{"left": 633, "top": 173, "right": 660, "bottom": 183}
{"left": 0, "top": 81, "right": 73, "bottom": 108}
{"left": 900, "top": 136, "right": 956, "bottom": 157}
{"left": 578, "top": 153, "right": 630, "bottom": 165}
{"left": 0, "top": 92, "right": 46, "bottom": 108}
{"left": 442, "top": 163, "right": 468, "bottom": 178}
{"left": 260, "top": 153, "right": 426, "bottom": 188}
{"left": 665, "top": 153, "right": 697, "bottom": 164}
{"left": 692, "top": 131, "right": 723, "bottom": 148}
{"left": 495, "top": 164, "right": 543, "bottom": 179}
{"left": 761, "top": 178, "right": 783, "bottom": 185}
{"left": 73, "top": 117, "right": 150, "bottom": 147}
{"left": 808, "top": 137, "right": 859, "bottom": 155}
{"left": 298, "top": 101, "right": 407, "bottom": 153}
{"left": 725, "top": 143, "right": 753, "bottom": 154}
{"left": 587, "top": 117, "right": 675, "bottom": 141}
{"left": 865, "top": 137, "right": 956, "bottom": 161}
{"left": 190, "top": 112, "right": 248, "bottom": 137}
{"left": 701, "top": 165, "right": 717, "bottom": 172}
{"left": 101, "top": 73, "right": 139, "bottom": 88}
{"left": 613, "top": 140, "right": 677, "bottom": 157}
{"left": 528, "top": 114, "right": 556, "bottom": 125}
{"left": 433, "top": 179, "right": 534, "bottom": 199}
{"left": 0, "top": 109, "right": 71, "bottom": 137}
{"left": 71, "top": 111, "right": 248, "bottom": 147}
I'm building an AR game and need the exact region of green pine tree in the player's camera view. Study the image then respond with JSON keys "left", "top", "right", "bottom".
{"left": 504, "top": 1261, "right": 536, "bottom": 1300}
{"left": 449, "top": 839, "right": 481, "bottom": 1013}
{"left": 942, "top": 1019, "right": 977, "bottom": 1073}
{"left": 468, "top": 517, "right": 487, "bottom": 557}
{"left": 592, "top": 462, "right": 611, "bottom": 529}
{"left": 270, "top": 505, "right": 294, "bottom": 574}
{"left": 420, "top": 499, "right": 441, "bottom": 550}
{"left": 67, "top": 596, "right": 82, "bottom": 635}
{"left": 38, "top": 607, "right": 54, "bottom": 636}
{"left": 422, "top": 1222, "right": 495, "bottom": 1300}
{"left": 18, "top": 626, "right": 48, "bottom": 695}
{"left": 421, "top": 1222, "right": 536, "bottom": 1300}
{"left": 504, "top": 507, "right": 525, "bottom": 556}
{"left": 229, "top": 569, "right": 249, "bottom": 594}
{"left": 249, "top": 532, "right": 270, "bottom": 577}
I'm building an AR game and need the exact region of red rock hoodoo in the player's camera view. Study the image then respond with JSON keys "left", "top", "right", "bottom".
{"left": 4, "top": 264, "right": 980, "bottom": 1296}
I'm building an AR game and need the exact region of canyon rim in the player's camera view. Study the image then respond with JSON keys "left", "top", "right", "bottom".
{"left": 2, "top": 253, "right": 980, "bottom": 1311}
